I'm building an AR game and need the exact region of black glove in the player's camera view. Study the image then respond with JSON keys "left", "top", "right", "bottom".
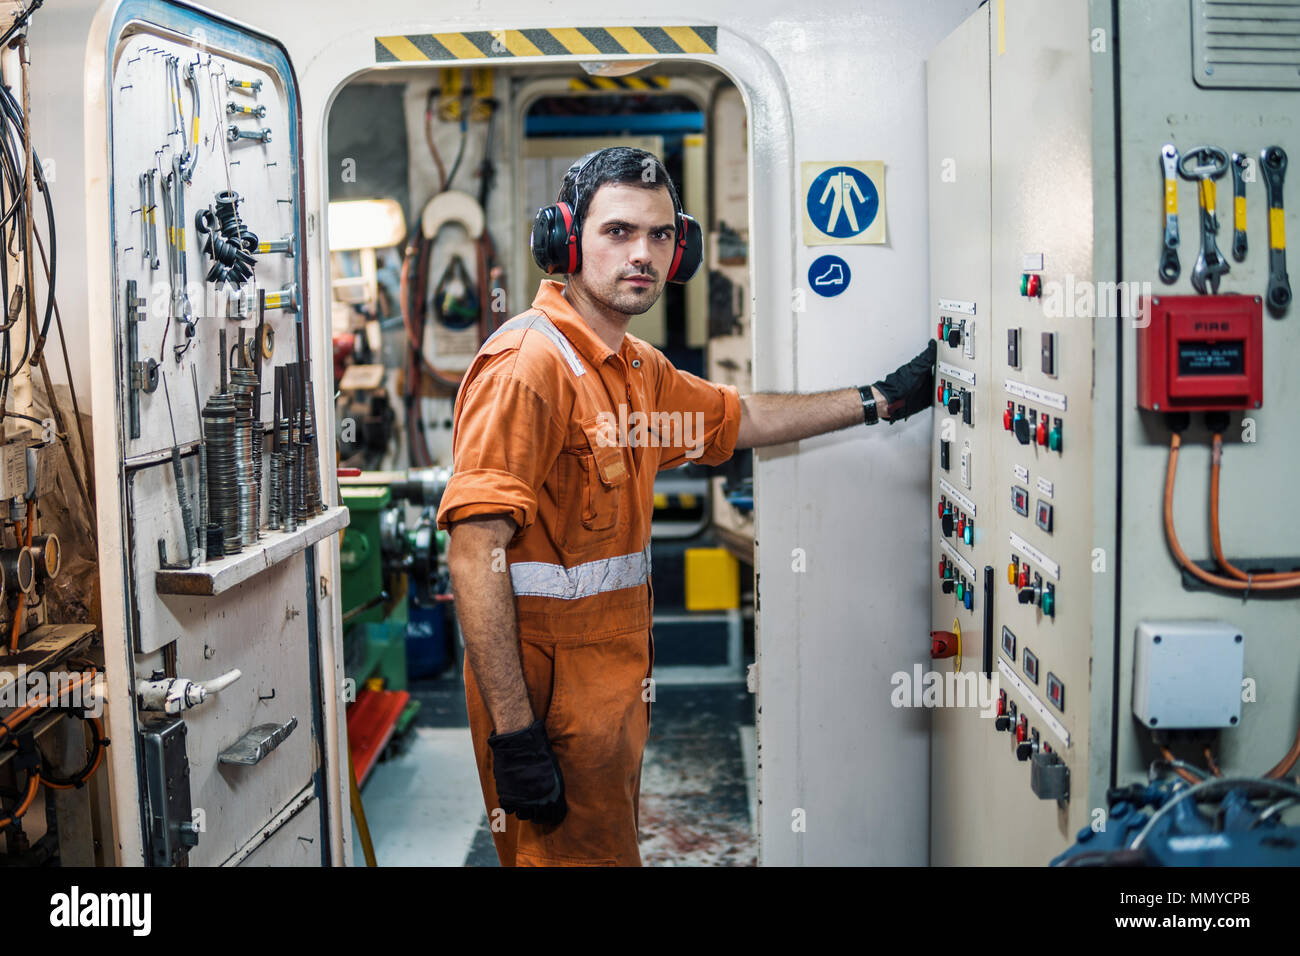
{"left": 872, "top": 339, "right": 937, "bottom": 423}
{"left": 488, "top": 719, "right": 567, "bottom": 825}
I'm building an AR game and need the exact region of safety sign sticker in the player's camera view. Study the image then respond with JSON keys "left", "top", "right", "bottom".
{"left": 808, "top": 254, "right": 851, "bottom": 297}
{"left": 801, "top": 161, "right": 886, "bottom": 246}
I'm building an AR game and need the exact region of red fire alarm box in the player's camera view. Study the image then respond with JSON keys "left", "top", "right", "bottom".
{"left": 1137, "top": 294, "right": 1263, "bottom": 411}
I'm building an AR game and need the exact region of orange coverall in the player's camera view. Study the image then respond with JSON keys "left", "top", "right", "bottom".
{"left": 436, "top": 279, "right": 741, "bottom": 865}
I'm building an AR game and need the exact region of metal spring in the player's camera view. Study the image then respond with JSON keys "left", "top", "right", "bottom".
{"left": 267, "top": 450, "right": 283, "bottom": 529}
{"left": 283, "top": 428, "right": 298, "bottom": 533}
{"left": 303, "top": 378, "right": 323, "bottom": 517}
{"left": 230, "top": 365, "right": 263, "bottom": 518}
{"left": 231, "top": 382, "right": 259, "bottom": 547}
{"left": 202, "top": 394, "right": 241, "bottom": 555}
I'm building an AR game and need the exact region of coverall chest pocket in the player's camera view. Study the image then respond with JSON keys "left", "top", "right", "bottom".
{"left": 557, "top": 416, "right": 628, "bottom": 551}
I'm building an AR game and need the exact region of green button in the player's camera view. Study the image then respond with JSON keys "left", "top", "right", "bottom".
{"left": 956, "top": 581, "right": 965, "bottom": 600}
{"left": 963, "top": 525, "right": 973, "bottom": 545}
{"left": 1048, "top": 427, "right": 1062, "bottom": 452}
{"left": 1042, "top": 589, "right": 1056, "bottom": 617}
{"left": 1020, "top": 274, "right": 1030, "bottom": 296}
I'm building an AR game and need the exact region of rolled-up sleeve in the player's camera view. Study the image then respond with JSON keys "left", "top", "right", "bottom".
{"left": 435, "top": 369, "right": 565, "bottom": 536}
{"left": 652, "top": 352, "right": 743, "bottom": 470}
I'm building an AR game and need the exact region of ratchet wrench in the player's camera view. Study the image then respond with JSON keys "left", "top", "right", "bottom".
{"left": 1159, "top": 144, "right": 1181, "bottom": 283}
{"left": 1260, "top": 145, "right": 1292, "bottom": 315}
{"left": 1230, "top": 152, "right": 1248, "bottom": 262}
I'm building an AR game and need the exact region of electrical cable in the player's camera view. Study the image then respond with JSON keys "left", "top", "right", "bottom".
{"left": 1163, "top": 430, "right": 1300, "bottom": 592}
{"left": 38, "top": 715, "right": 109, "bottom": 790}
{"left": 424, "top": 88, "right": 447, "bottom": 191}
{"left": 1209, "top": 433, "right": 1300, "bottom": 585}
{"left": 1158, "top": 747, "right": 1208, "bottom": 785}
{"left": 1204, "top": 745, "right": 1223, "bottom": 777}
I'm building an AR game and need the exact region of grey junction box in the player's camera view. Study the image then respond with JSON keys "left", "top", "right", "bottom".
{"left": 1132, "top": 620, "right": 1244, "bottom": 729}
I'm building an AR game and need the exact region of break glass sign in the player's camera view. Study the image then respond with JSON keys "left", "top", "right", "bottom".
{"left": 1177, "top": 340, "right": 1245, "bottom": 376}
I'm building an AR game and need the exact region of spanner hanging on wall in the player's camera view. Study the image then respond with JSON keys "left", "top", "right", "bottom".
{"left": 1159, "top": 144, "right": 1180, "bottom": 283}
{"left": 1178, "top": 145, "right": 1230, "bottom": 295}
{"left": 1230, "top": 152, "right": 1248, "bottom": 262}
{"left": 1261, "top": 145, "right": 1292, "bottom": 316}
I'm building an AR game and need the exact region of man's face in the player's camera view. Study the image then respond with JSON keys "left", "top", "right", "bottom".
{"left": 572, "top": 182, "right": 677, "bottom": 316}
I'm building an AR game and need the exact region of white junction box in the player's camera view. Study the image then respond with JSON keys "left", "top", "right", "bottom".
{"left": 1133, "top": 621, "right": 1244, "bottom": 729}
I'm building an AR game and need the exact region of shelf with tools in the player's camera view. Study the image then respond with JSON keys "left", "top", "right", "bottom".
{"left": 154, "top": 504, "right": 349, "bottom": 596}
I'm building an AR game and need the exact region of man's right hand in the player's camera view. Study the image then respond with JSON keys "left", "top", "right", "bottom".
{"left": 489, "top": 719, "right": 567, "bottom": 825}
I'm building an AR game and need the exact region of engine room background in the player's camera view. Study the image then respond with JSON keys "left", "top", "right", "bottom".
{"left": 176, "top": 0, "right": 972, "bottom": 865}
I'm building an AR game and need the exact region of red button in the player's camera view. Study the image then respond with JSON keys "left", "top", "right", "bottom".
{"left": 936, "top": 380, "right": 945, "bottom": 403}
{"left": 1018, "top": 563, "right": 1029, "bottom": 588}
{"left": 1036, "top": 419, "right": 1048, "bottom": 446}
{"left": 938, "top": 497, "right": 946, "bottom": 519}
{"left": 1003, "top": 405, "right": 1013, "bottom": 430}
{"left": 1026, "top": 274, "right": 1041, "bottom": 297}
{"left": 937, "top": 321, "right": 945, "bottom": 340}
{"left": 1016, "top": 717, "right": 1028, "bottom": 742}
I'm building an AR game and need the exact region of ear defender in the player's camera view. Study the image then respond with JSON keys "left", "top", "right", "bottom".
{"left": 530, "top": 201, "right": 580, "bottom": 276}
{"left": 530, "top": 147, "right": 703, "bottom": 283}
{"left": 666, "top": 212, "right": 703, "bottom": 284}
{"left": 530, "top": 206, "right": 704, "bottom": 284}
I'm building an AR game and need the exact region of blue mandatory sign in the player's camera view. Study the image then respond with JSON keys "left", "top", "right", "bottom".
{"left": 806, "top": 165, "right": 879, "bottom": 239}
{"left": 808, "top": 254, "right": 850, "bottom": 297}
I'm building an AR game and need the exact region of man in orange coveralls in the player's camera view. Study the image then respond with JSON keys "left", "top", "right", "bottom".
{"left": 435, "top": 147, "right": 934, "bottom": 866}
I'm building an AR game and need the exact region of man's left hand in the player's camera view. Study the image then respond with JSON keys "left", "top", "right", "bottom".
{"left": 873, "top": 339, "right": 937, "bottom": 423}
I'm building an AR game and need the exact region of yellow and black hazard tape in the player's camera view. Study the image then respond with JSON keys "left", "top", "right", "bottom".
{"left": 376, "top": 26, "right": 717, "bottom": 62}
{"left": 568, "top": 75, "right": 671, "bottom": 92}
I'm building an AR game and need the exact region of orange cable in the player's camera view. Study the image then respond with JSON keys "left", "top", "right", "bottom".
{"left": 1164, "top": 432, "right": 1300, "bottom": 592}
{"left": 1209, "top": 434, "right": 1300, "bottom": 584}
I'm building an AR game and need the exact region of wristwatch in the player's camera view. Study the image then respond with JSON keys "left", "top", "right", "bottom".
{"left": 857, "top": 385, "right": 879, "bottom": 426}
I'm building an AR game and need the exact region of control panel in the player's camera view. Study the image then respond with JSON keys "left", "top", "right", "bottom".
{"left": 928, "top": 0, "right": 1300, "bottom": 866}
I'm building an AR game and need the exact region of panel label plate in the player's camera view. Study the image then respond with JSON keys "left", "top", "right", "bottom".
{"left": 938, "top": 298, "right": 976, "bottom": 315}
{"left": 1004, "top": 378, "right": 1067, "bottom": 411}
{"left": 939, "top": 477, "right": 976, "bottom": 515}
{"left": 1009, "top": 530, "right": 1060, "bottom": 580}
{"left": 999, "top": 658, "right": 1070, "bottom": 748}
{"left": 940, "top": 539, "right": 976, "bottom": 580}
{"left": 939, "top": 361, "right": 976, "bottom": 386}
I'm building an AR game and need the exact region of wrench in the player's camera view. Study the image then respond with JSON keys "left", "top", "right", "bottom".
{"left": 1178, "top": 145, "right": 1230, "bottom": 295}
{"left": 226, "top": 100, "right": 267, "bottom": 119}
{"left": 227, "top": 124, "right": 272, "bottom": 144}
{"left": 1230, "top": 152, "right": 1248, "bottom": 262}
{"left": 1260, "top": 145, "right": 1292, "bottom": 315}
{"left": 1159, "top": 144, "right": 1181, "bottom": 283}
{"left": 144, "top": 168, "right": 160, "bottom": 270}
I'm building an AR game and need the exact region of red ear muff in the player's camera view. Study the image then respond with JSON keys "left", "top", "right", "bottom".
{"left": 530, "top": 201, "right": 583, "bottom": 275}
{"left": 666, "top": 212, "right": 703, "bottom": 284}
{"left": 559, "top": 202, "right": 580, "bottom": 274}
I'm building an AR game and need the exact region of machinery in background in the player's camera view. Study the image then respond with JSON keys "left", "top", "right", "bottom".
{"left": 0, "top": 6, "right": 103, "bottom": 865}
{"left": 338, "top": 467, "right": 451, "bottom": 784}
{"left": 1054, "top": 777, "right": 1300, "bottom": 866}
{"left": 927, "top": 0, "right": 1300, "bottom": 866}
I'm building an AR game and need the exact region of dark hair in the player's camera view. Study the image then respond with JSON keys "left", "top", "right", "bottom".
{"left": 558, "top": 147, "right": 681, "bottom": 231}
